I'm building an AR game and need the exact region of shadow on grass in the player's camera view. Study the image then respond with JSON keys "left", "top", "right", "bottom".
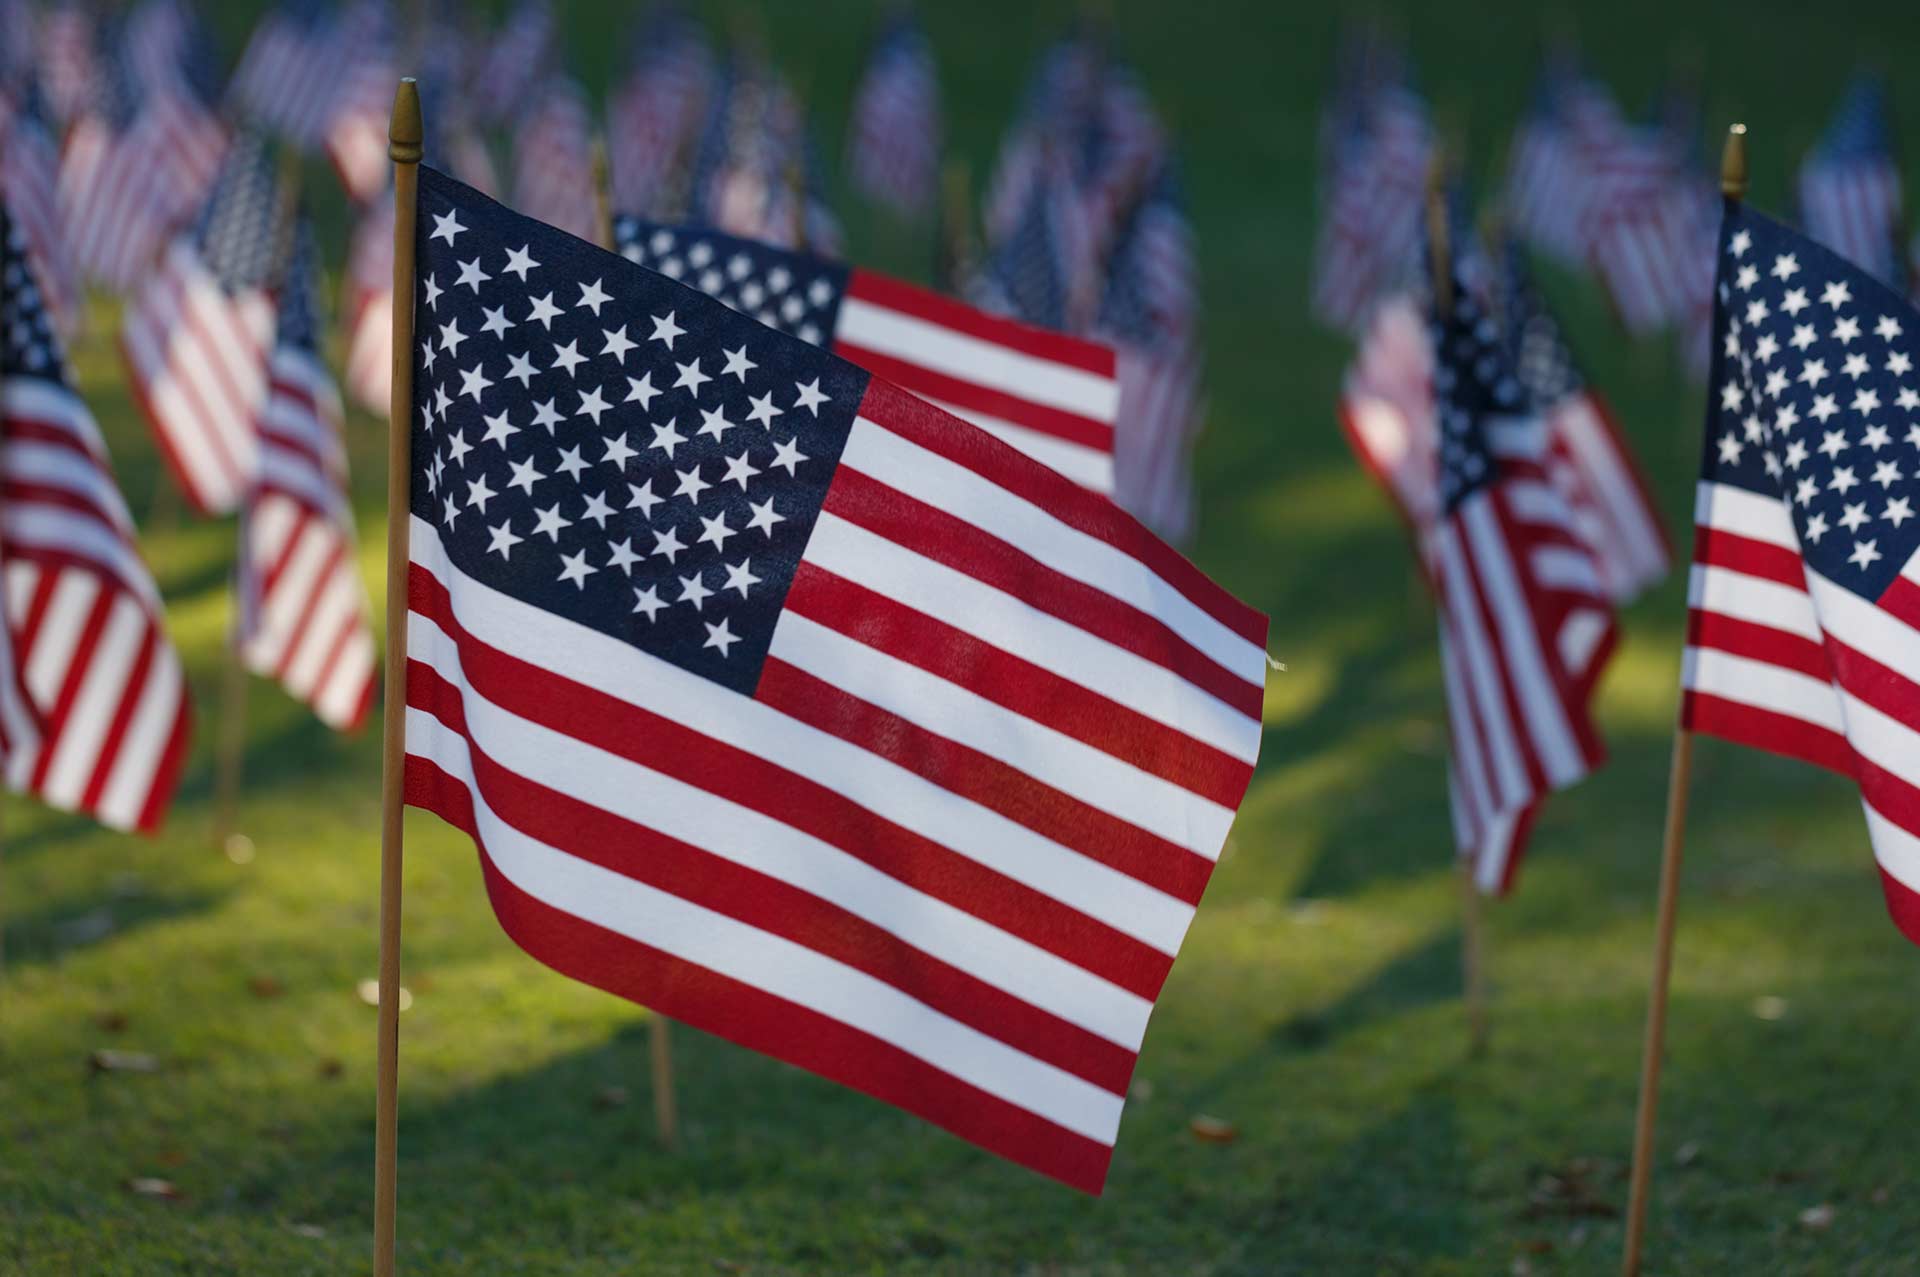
{"left": 3, "top": 885, "right": 227, "bottom": 968}
{"left": 1270, "top": 925, "right": 1468, "bottom": 1058}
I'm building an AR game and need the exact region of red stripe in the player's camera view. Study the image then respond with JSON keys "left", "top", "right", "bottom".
{"left": 26, "top": 581, "right": 114, "bottom": 792}
{"left": 76, "top": 620, "right": 157, "bottom": 814}
{"left": 1877, "top": 575, "right": 1920, "bottom": 633}
{"left": 1694, "top": 525, "right": 1806, "bottom": 588}
{"left": 1491, "top": 490, "right": 1606, "bottom": 767}
{"left": 782, "top": 563, "right": 1251, "bottom": 810}
{"left": 1583, "top": 392, "right": 1673, "bottom": 559}
{"left": 271, "top": 535, "right": 346, "bottom": 683}
{"left": 406, "top": 755, "right": 1118, "bottom": 1193}
{"left": 13, "top": 562, "right": 57, "bottom": 658}
{"left": 1450, "top": 504, "right": 1548, "bottom": 803}
{"left": 844, "top": 269, "right": 1115, "bottom": 372}
{"left": 1877, "top": 866, "right": 1920, "bottom": 948}
{"left": 409, "top": 565, "right": 1174, "bottom": 1001}
{"left": 855, "top": 378, "right": 1268, "bottom": 649}
{"left": 260, "top": 507, "right": 315, "bottom": 601}
{"left": 822, "top": 464, "right": 1263, "bottom": 721}
{"left": 117, "top": 323, "right": 222, "bottom": 517}
{"left": 1680, "top": 691, "right": 1854, "bottom": 776}
{"left": 834, "top": 340, "right": 1114, "bottom": 453}
{"left": 1685, "top": 607, "right": 1832, "bottom": 682}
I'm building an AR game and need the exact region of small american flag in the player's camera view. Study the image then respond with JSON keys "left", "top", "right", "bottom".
{"left": 38, "top": 2, "right": 99, "bottom": 127}
{"left": 1798, "top": 77, "right": 1905, "bottom": 288}
{"left": 2, "top": 84, "right": 82, "bottom": 337}
{"left": 404, "top": 167, "right": 1267, "bottom": 1192}
{"left": 1684, "top": 204, "right": 1920, "bottom": 943}
{"left": 121, "top": 132, "right": 287, "bottom": 516}
{"left": 510, "top": 75, "right": 597, "bottom": 245}
{"left": 239, "top": 218, "right": 376, "bottom": 730}
{"left": 1310, "top": 83, "right": 1432, "bottom": 333}
{"left": 606, "top": 8, "right": 714, "bottom": 218}
{"left": 981, "top": 33, "right": 1100, "bottom": 251}
{"left": 614, "top": 215, "right": 1120, "bottom": 494}
{"left": 229, "top": 0, "right": 348, "bottom": 148}
{"left": 472, "top": 0, "right": 555, "bottom": 126}
{"left": 324, "top": 6, "right": 398, "bottom": 207}
{"left": 845, "top": 11, "right": 941, "bottom": 218}
{"left": 686, "top": 59, "right": 842, "bottom": 256}
{"left": 0, "top": 202, "right": 191, "bottom": 830}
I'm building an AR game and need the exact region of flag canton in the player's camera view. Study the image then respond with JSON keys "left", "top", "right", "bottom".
{"left": 1814, "top": 76, "right": 1891, "bottom": 163}
{"left": 194, "top": 133, "right": 287, "bottom": 294}
{"left": 0, "top": 206, "right": 67, "bottom": 384}
{"left": 1433, "top": 283, "right": 1526, "bottom": 514}
{"left": 1501, "top": 244, "right": 1586, "bottom": 406}
{"left": 977, "top": 180, "right": 1072, "bottom": 331}
{"left": 413, "top": 167, "right": 867, "bottom": 696}
{"left": 1705, "top": 204, "right": 1920, "bottom": 600}
{"left": 612, "top": 216, "right": 849, "bottom": 348}
{"left": 276, "top": 216, "right": 321, "bottom": 354}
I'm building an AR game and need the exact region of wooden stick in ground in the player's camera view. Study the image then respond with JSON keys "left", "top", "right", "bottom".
{"left": 1619, "top": 121, "right": 1746, "bottom": 1277}
{"left": 212, "top": 635, "right": 248, "bottom": 854}
{"left": 374, "top": 76, "right": 422, "bottom": 1277}
{"left": 588, "top": 135, "right": 681, "bottom": 1150}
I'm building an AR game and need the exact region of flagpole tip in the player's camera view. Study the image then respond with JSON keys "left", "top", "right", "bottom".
{"left": 1720, "top": 123, "right": 1748, "bottom": 201}
{"left": 389, "top": 78, "right": 423, "bottom": 165}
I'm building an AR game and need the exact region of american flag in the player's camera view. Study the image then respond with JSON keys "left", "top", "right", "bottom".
{"left": 686, "top": 59, "right": 842, "bottom": 256}
{"left": 510, "top": 75, "right": 597, "bottom": 245}
{"left": 472, "top": 0, "right": 554, "bottom": 126}
{"left": 229, "top": 0, "right": 345, "bottom": 148}
{"left": 38, "top": 2, "right": 98, "bottom": 127}
{"left": 1576, "top": 113, "right": 1712, "bottom": 337}
{"left": 605, "top": 8, "right": 713, "bottom": 218}
{"left": 1798, "top": 77, "right": 1904, "bottom": 287}
{"left": 980, "top": 34, "right": 1101, "bottom": 251}
{"left": 0, "top": 203, "right": 192, "bottom": 830}
{"left": 1426, "top": 274, "right": 1611, "bottom": 889}
{"left": 614, "top": 215, "right": 1120, "bottom": 494}
{"left": 1683, "top": 205, "right": 1920, "bottom": 943}
{"left": 970, "top": 150, "right": 1099, "bottom": 337}
{"left": 240, "top": 219, "right": 376, "bottom": 730}
{"left": 404, "top": 167, "right": 1267, "bottom": 1191}
{"left": 0, "top": 0, "right": 39, "bottom": 92}
{"left": 1310, "top": 83, "right": 1433, "bottom": 332}
{"left": 324, "top": 6, "right": 398, "bottom": 207}
{"left": 2, "top": 84, "right": 82, "bottom": 337}
{"left": 845, "top": 11, "right": 941, "bottom": 218}
{"left": 1504, "top": 70, "right": 1617, "bottom": 266}
{"left": 121, "top": 133, "right": 287, "bottom": 516}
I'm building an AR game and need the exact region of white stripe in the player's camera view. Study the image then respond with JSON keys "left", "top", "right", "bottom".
{"left": 410, "top": 520, "right": 1199, "bottom": 952}
{"left": 1696, "top": 480, "right": 1800, "bottom": 550}
{"left": 314, "top": 631, "right": 376, "bottom": 727}
{"left": 842, "top": 417, "right": 1264, "bottom": 688}
{"left": 253, "top": 519, "right": 332, "bottom": 670}
{"left": 2, "top": 505, "right": 159, "bottom": 609}
{"left": 769, "top": 610, "right": 1235, "bottom": 857}
{"left": 838, "top": 294, "right": 1120, "bottom": 424}
{"left": 40, "top": 592, "right": 143, "bottom": 811}
{"left": 1503, "top": 480, "right": 1578, "bottom": 531}
{"left": 1553, "top": 396, "right": 1666, "bottom": 582}
{"left": 913, "top": 391, "right": 1115, "bottom": 493}
{"left": 1, "top": 378, "right": 111, "bottom": 458}
{"left": 3, "top": 439, "right": 136, "bottom": 532}
{"left": 1435, "top": 523, "right": 1530, "bottom": 811}
{"left": 1680, "top": 645, "right": 1846, "bottom": 733}
{"left": 1688, "top": 563, "right": 1823, "bottom": 643}
{"left": 805, "top": 510, "right": 1257, "bottom": 766}
{"left": 406, "top": 706, "right": 1129, "bottom": 1144}
{"left": 1806, "top": 568, "right": 1920, "bottom": 691}
{"left": 1531, "top": 544, "right": 1604, "bottom": 596}
{"left": 1437, "top": 624, "right": 1495, "bottom": 850}
{"left": 283, "top": 559, "right": 361, "bottom": 698}
{"left": 22, "top": 569, "right": 97, "bottom": 705}
{"left": 1861, "top": 800, "right": 1920, "bottom": 901}
{"left": 1835, "top": 684, "right": 1920, "bottom": 793}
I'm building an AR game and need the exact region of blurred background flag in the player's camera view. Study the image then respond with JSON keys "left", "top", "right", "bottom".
{"left": 473, "top": 0, "right": 555, "bottom": 126}
{"left": 845, "top": 7, "right": 941, "bottom": 218}
{"left": 402, "top": 169, "right": 1267, "bottom": 1194}
{"left": 615, "top": 215, "right": 1121, "bottom": 494}
{"left": 510, "top": 74, "right": 598, "bottom": 244}
{"left": 1797, "top": 75, "right": 1904, "bottom": 287}
{"left": 1, "top": 81, "right": 83, "bottom": 338}
{"left": 1682, "top": 205, "right": 1920, "bottom": 943}
{"left": 606, "top": 7, "right": 715, "bottom": 219}
{"left": 0, "top": 204, "right": 191, "bottom": 832}
{"left": 1310, "top": 62, "right": 1432, "bottom": 333}
{"left": 227, "top": 0, "right": 343, "bottom": 148}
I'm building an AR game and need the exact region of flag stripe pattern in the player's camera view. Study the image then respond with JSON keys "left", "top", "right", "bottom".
{"left": 1684, "top": 204, "right": 1920, "bottom": 943}
{"left": 1797, "top": 77, "right": 1904, "bottom": 287}
{"left": 0, "top": 206, "right": 189, "bottom": 829}
{"left": 615, "top": 217, "right": 1121, "bottom": 494}
{"left": 406, "top": 168, "right": 1266, "bottom": 1191}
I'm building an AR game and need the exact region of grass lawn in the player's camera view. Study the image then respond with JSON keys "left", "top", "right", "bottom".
{"left": 6, "top": 1, "right": 1920, "bottom": 1272}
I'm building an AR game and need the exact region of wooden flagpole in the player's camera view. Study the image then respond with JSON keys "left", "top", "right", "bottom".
{"left": 1619, "top": 120, "right": 1746, "bottom": 1277}
{"left": 933, "top": 158, "right": 972, "bottom": 295}
{"left": 589, "top": 135, "right": 681, "bottom": 1150}
{"left": 1424, "top": 154, "right": 1490, "bottom": 1059}
{"left": 374, "top": 77, "right": 422, "bottom": 1277}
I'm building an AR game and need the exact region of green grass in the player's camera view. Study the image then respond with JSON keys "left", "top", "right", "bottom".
{"left": 7, "top": 1, "right": 1920, "bottom": 1272}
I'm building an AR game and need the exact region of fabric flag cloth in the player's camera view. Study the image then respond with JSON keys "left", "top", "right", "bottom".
{"left": 228, "top": 1, "right": 347, "bottom": 148}
{"left": 0, "top": 204, "right": 191, "bottom": 830}
{"left": 1798, "top": 77, "right": 1905, "bottom": 288}
{"left": 510, "top": 75, "right": 597, "bottom": 244}
{"left": 323, "top": 6, "right": 398, "bottom": 207}
{"left": 239, "top": 219, "right": 376, "bottom": 730}
{"left": 1683, "top": 203, "right": 1920, "bottom": 944}
{"left": 1310, "top": 83, "right": 1432, "bottom": 333}
{"left": 403, "top": 167, "right": 1268, "bottom": 1191}
{"left": 614, "top": 216, "right": 1121, "bottom": 495}
{"left": 685, "top": 56, "right": 843, "bottom": 257}
{"left": 605, "top": 7, "right": 714, "bottom": 218}
{"left": 121, "top": 133, "right": 287, "bottom": 516}
{"left": 1, "top": 85, "right": 82, "bottom": 337}
{"left": 845, "top": 11, "right": 941, "bottom": 217}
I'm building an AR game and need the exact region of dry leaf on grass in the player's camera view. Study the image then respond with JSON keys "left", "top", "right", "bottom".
{"left": 125, "top": 1178, "right": 180, "bottom": 1200}
{"left": 1189, "top": 1115, "right": 1237, "bottom": 1144}
{"left": 247, "top": 975, "right": 283, "bottom": 999}
{"left": 89, "top": 1050, "right": 159, "bottom": 1074}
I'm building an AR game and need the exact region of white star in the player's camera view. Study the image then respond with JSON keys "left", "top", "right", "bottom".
{"left": 674, "top": 358, "right": 710, "bottom": 396}
{"left": 688, "top": 241, "right": 713, "bottom": 268}
{"left": 1872, "top": 460, "right": 1903, "bottom": 488}
{"left": 1848, "top": 539, "right": 1883, "bottom": 570}
{"left": 697, "top": 511, "right": 735, "bottom": 552}
{"left": 1716, "top": 433, "right": 1744, "bottom": 465}
{"left": 1843, "top": 353, "right": 1871, "bottom": 380}
{"left": 1829, "top": 465, "right": 1860, "bottom": 494}
{"left": 502, "top": 245, "right": 538, "bottom": 279}
{"left": 422, "top": 274, "right": 443, "bottom": 310}
{"left": 626, "top": 372, "right": 661, "bottom": 408}
{"left": 793, "top": 378, "right": 829, "bottom": 416}
{"left": 1853, "top": 388, "right": 1882, "bottom": 415}
{"left": 1794, "top": 476, "right": 1819, "bottom": 506}
{"left": 649, "top": 420, "right": 687, "bottom": 458}
{"left": 1798, "top": 359, "right": 1829, "bottom": 388}
{"left": 649, "top": 311, "right": 685, "bottom": 348}
{"left": 627, "top": 479, "right": 662, "bottom": 519}
{"left": 1729, "top": 229, "right": 1751, "bottom": 256}
{"left": 577, "top": 279, "right": 611, "bottom": 315}
{"left": 557, "top": 549, "right": 598, "bottom": 589}
{"left": 1770, "top": 253, "right": 1799, "bottom": 281}
{"left": 1721, "top": 382, "right": 1745, "bottom": 411}
{"left": 479, "top": 305, "right": 514, "bottom": 340}
{"left": 1755, "top": 333, "right": 1781, "bottom": 363}
{"left": 445, "top": 430, "right": 472, "bottom": 467}
{"left": 602, "top": 433, "right": 639, "bottom": 469}
{"left": 1781, "top": 287, "right": 1809, "bottom": 316}
{"left": 1745, "top": 299, "right": 1770, "bottom": 326}
{"left": 1885, "top": 497, "right": 1915, "bottom": 528}
{"left": 486, "top": 519, "right": 523, "bottom": 559}
{"left": 1765, "top": 369, "right": 1790, "bottom": 398}
{"left": 606, "top": 538, "right": 643, "bottom": 575}
{"left": 1901, "top": 389, "right": 1920, "bottom": 412}
{"left": 702, "top": 617, "right": 739, "bottom": 657}
{"left": 723, "top": 558, "right": 761, "bottom": 599}
{"left": 1840, "top": 501, "right": 1871, "bottom": 532}
{"left": 601, "top": 326, "right": 637, "bottom": 364}
{"left": 746, "top": 391, "right": 783, "bottom": 428}
{"left": 1864, "top": 424, "right": 1892, "bottom": 451}
{"left": 678, "top": 572, "right": 714, "bottom": 610}
{"left": 768, "top": 266, "right": 792, "bottom": 293}
{"left": 422, "top": 342, "right": 438, "bottom": 373}
{"left": 531, "top": 399, "right": 565, "bottom": 433}
{"left": 527, "top": 293, "right": 562, "bottom": 328}
{"left": 673, "top": 464, "right": 711, "bottom": 503}
{"left": 481, "top": 411, "right": 518, "bottom": 449}
{"left": 728, "top": 252, "right": 752, "bottom": 280}
{"left": 555, "top": 446, "right": 590, "bottom": 481}
{"left": 438, "top": 319, "right": 467, "bottom": 357}
{"left": 459, "top": 363, "right": 493, "bottom": 403}
{"left": 433, "top": 384, "right": 453, "bottom": 419}
{"left": 1889, "top": 351, "right": 1913, "bottom": 376}
{"left": 632, "top": 584, "right": 667, "bottom": 621}
{"left": 1735, "top": 264, "right": 1759, "bottom": 291}
{"left": 1875, "top": 314, "right": 1904, "bottom": 341}
{"left": 430, "top": 210, "right": 465, "bottom": 244}
{"left": 507, "top": 456, "right": 544, "bottom": 495}
{"left": 1822, "top": 280, "right": 1853, "bottom": 309}
{"left": 532, "top": 504, "right": 572, "bottom": 542}
{"left": 456, "top": 257, "right": 490, "bottom": 293}
{"left": 1810, "top": 394, "right": 1839, "bottom": 423}
{"left": 721, "top": 345, "right": 756, "bottom": 382}
{"left": 1819, "top": 429, "right": 1849, "bottom": 458}
{"left": 506, "top": 351, "right": 537, "bottom": 386}
{"left": 465, "top": 473, "right": 497, "bottom": 513}
{"left": 576, "top": 385, "right": 611, "bottom": 424}
{"left": 1790, "top": 323, "right": 1817, "bottom": 351}
{"left": 1804, "top": 511, "right": 1829, "bottom": 542}
{"left": 651, "top": 525, "right": 687, "bottom": 563}
{"left": 1834, "top": 315, "right": 1862, "bottom": 344}
{"left": 1784, "top": 440, "right": 1810, "bottom": 469}
{"left": 696, "top": 406, "right": 734, "bottom": 442}
{"left": 580, "top": 490, "right": 616, "bottom": 527}
{"left": 746, "top": 496, "right": 784, "bottom": 536}
{"left": 442, "top": 493, "right": 460, "bottom": 526}
{"left": 551, "top": 340, "right": 587, "bottom": 377}
{"left": 722, "top": 451, "right": 760, "bottom": 490}
{"left": 769, "top": 437, "right": 807, "bottom": 475}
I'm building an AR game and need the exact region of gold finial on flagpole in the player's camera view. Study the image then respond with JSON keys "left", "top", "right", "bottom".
{"left": 1720, "top": 122, "right": 1748, "bottom": 201}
